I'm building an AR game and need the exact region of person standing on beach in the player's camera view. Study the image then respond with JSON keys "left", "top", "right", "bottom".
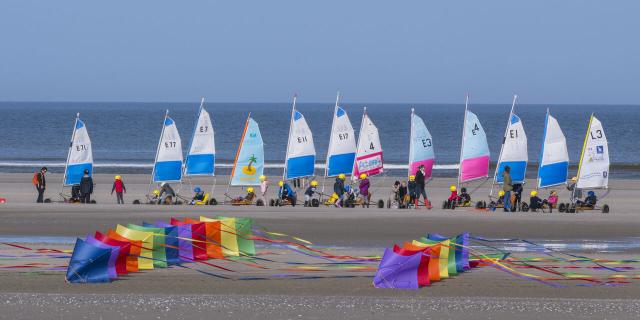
{"left": 79, "top": 169, "right": 94, "bottom": 204}
{"left": 111, "top": 175, "right": 126, "bottom": 204}
{"left": 414, "top": 165, "right": 431, "bottom": 209}
{"left": 502, "top": 166, "right": 513, "bottom": 212}
{"left": 34, "top": 167, "right": 47, "bottom": 203}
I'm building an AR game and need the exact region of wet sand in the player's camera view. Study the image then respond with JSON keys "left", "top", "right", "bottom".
{"left": 1, "top": 173, "right": 640, "bottom": 319}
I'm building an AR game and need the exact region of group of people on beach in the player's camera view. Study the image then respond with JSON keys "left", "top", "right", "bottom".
{"left": 31, "top": 164, "right": 597, "bottom": 210}
{"left": 33, "top": 167, "right": 126, "bottom": 204}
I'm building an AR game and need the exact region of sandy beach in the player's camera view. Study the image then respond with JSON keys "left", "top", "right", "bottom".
{"left": 1, "top": 173, "right": 640, "bottom": 319}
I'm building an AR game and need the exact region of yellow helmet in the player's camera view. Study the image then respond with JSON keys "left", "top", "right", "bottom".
{"left": 449, "top": 185, "right": 457, "bottom": 192}
{"left": 278, "top": 181, "right": 284, "bottom": 187}
{"left": 338, "top": 173, "right": 346, "bottom": 180}
{"left": 571, "top": 176, "right": 577, "bottom": 182}
{"left": 247, "top": 187, "right": 254, "bottom": 193}
{"left": 359, "top": 173, "right": 367, "bottom": 180}
{"left": 259, "top": 175, "right": 266, "bottom": 181}
{"left": 115, "top": 175, "right": 122, "bottom": 180}
{"left": 498, "top": 190, "right": 505, "bottom": 197}
{"left": 409, "top": 175, "right": 415, "bottom": 181}
{"left": 153, "top": 189, "right": 160, "bottom": 196}
{"left": 530, "top": 190, "right": 538, "bottom": 197}
{"left": 310, "top": 180, "right": 318, "bottom": 187}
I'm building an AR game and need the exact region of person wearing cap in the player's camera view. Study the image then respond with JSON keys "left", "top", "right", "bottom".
{"left": 502, "top": 166, "right": 513, "bottom": 212}
{"left": 190, "top": 186, "right": 205, "bottom": 205}
{"left": 567, "top": 176, "right": 582, "bottom": 201}
{"left": 35, "top": 167, "right": 48, "bottom": 203}
{"left": 407, "top": 175, "right": 417, "bottom": 206}
{"left": 278, "top": 180, "right": 297, "bottom": 206}
{"left": 111, "top": 175, "right": 126, "bottom": 204}
{"left": 357, "top": 173, "right": 370, "bottom": 205}
{"left": 577, "top": 190, "right": 597, "bottom": 208}
{"left": 158, "top": 182, "right": 175, "bottom": 204}
{"left": 244, "top": 187, "right": 256, "bottom": 202}
{"left": 333, "top": 174, "right": 346, "bottom": 207}
{"left": 304, "top": 180, "right": 318, "bottom": 207}
{"left": 529, "top": 190, "right": 543, "bottom": 212}
{"left": 79, "top": 169, "right": 94, "bottom": 204}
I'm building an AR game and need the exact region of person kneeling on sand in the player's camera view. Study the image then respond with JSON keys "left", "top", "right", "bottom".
{"left": 278, "top": 181, "right": 297, "bottom": 207}
{"left": 111, "top": 175, "right": 126, "bottom": 204}
{"left": 158, "top": 182, "right": 175, "bottom": 205}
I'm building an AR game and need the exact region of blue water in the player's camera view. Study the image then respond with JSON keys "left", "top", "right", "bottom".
{"left": 0, "top": 102, "right": 637, "bottom": 177}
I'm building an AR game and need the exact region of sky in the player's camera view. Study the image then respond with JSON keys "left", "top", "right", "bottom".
{"left": 1, "top": 0, "right": 639, "bottom": 104}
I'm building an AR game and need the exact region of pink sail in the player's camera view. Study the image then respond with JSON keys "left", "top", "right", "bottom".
{"left": 353, "top": 151, "right": 384, "bottom": 177}
{"left": 409, "top": 159, "right": 434, "bottom": 179}
{"left": 460, "top": 156, "right": 490, "bottom": 183}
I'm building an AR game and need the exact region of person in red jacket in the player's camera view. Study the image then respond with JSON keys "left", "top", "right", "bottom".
{"left": 111, "top": 175, "right": 126, "bottom": 204}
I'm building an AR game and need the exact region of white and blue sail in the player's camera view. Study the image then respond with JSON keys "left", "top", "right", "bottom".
{"left": 185, "top": 98, "right": 215, "bottom": 176}
{"left": 63, "top": 114, "right": 93, "bottom": 186}
{"left": 152, "top": 111, "right": 183, "bottom": 183}
{"left": 537, "top": 110, "right": 569, "bottom": 188}
{"left": 325, "top": 94, "right": 356, "bottom": 177}
{"left": 284, "top": 96, "right": 316, "bottom": 179}
{"left": 494, "top": 96, "right": 528, "bottom": 184}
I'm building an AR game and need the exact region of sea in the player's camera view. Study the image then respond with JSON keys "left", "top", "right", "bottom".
{"left": 0, "top": 102, "right": 637, "bottom": 178}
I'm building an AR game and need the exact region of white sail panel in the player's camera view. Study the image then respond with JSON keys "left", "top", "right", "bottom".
{"left": 326, "top": 106, "right": 356, "bottom": 177}
{"left": 459, "top": 110, "right": 490, "bottom": 183}
{"left": 537, "top": 112, "right": 569, "bottom": 188}
{"left": 153, "top": 116, "right": 183, "bottom": 182}
{"left": 353, "top": 111, "right": 383, "bottom": 178}
{"left": 64, "top": 117, "right": 93, "bottom": 186}
{"left": 408, "top": 111, "right": 435, "bottom": 178}
{"left": 285, "top": 110, "right": 315, "bottom": 179}
{"left": 185, "top": 107, "right": 215, "bottom": 176}
{"left": 495, "top": 114, "right": 528, "bottom": 184}
{"left": 576, "top": 115, "right": 609, "bottom": 189}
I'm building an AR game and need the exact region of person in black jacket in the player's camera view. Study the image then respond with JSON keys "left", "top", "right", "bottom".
{"left": 35, "top": 167, "right": 47, "bottom": 203}
{"left": 414, "top": 165, "right": 432, "bottom": 209}
{"left": 79, "top": 169, "right": 94, "bottom": 204}
{"left": 333, "top": 174, "right": 346, "bottom": 207}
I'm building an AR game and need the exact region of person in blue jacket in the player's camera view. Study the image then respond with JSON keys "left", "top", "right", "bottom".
{"left": 278, "top": 180, "right": 297, "bottom": 207}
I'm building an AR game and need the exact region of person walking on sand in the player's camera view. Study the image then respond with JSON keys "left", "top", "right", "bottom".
{"left": 414, "top": 165, "right": 432, "bottom": 209}
{"left": 111, "top": 175, "right": 126, "bottom": 204}
{"left": 502, "top": 166, "right": 513, "bottom": 212}
{"left": 34, "top": 167, "right": 47, "bottom": 203}
{"left": 79, "top": 169, "right": 94, "bottom": 204}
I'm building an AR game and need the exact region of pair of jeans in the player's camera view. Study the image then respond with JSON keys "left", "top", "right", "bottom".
{"left": 36, "top": 187, "right": 45, "bottom": 203}
{"left": 116, "top": 192, "right": 124, "bottom": 204}
{"left": 81, "top": 193, "right": 91, "bottom": 204}
{"left": 504, "top": 191, "right": 511, "bottom": 210}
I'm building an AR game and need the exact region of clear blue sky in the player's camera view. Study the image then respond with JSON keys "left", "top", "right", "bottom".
{"left": 1, "top": 0, "right": 639, "bottom": 104}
